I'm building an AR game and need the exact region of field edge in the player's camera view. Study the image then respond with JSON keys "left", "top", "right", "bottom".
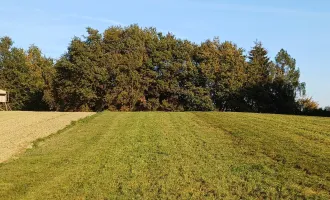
{"left": 0, "top": 112, "right": 99, "bottom": 165}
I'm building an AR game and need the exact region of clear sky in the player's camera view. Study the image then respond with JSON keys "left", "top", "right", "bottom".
{"left": 1, "top": 0, "right": 329, "bottom": 107}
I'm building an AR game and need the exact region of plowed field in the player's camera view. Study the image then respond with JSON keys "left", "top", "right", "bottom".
{"left": 0, "top": 111, "right": 94, "bottom": 163}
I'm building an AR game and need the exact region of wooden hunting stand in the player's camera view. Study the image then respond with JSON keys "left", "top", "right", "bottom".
{"left": 0, "top": 89, "right": 11, "bottom": 111}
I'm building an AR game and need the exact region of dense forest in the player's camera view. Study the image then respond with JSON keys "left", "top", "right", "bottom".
{"left": 0, "top": 24, "right": 329, "bottom": 116}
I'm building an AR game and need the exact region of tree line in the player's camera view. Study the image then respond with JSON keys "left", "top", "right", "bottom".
{"left": 0, "top": 24, "right": 329, "bottom": 116}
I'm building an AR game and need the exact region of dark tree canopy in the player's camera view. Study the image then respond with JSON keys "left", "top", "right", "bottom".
{"left": 0, "top": 25, "right": 328, "bottom": 116}
{"left": 0, "top": 37, "right": 54, "bottom": 110}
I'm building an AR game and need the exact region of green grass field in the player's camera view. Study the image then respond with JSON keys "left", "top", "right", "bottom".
{"left": 1, "top": 112, "right": 330, "bottom": 199}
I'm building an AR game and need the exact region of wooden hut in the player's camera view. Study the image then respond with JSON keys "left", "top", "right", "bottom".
{"left": 0, "top": 89, "right": 10, "bottom": 110}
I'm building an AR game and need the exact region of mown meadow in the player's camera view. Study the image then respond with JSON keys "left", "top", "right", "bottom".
{"left": 0, "top": 112, "right": 330, "bottom": 199}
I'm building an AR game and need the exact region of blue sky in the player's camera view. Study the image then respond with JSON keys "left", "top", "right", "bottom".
{"left": 1, "top": 0, "right": 329, "bottom": 107}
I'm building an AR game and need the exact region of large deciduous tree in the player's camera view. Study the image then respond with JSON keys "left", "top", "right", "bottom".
{"left": 0, "top": 37, "right": 54, "bottom": 110}
{"left": 1, "top": 25, "right": 321, "bottom": 115}
{"left": 54, "top": 28, "right": 107, "bottom": 111}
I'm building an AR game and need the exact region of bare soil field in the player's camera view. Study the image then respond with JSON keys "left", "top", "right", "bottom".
{"left": 0, "top": 111, "right": 94, "bottom": 163}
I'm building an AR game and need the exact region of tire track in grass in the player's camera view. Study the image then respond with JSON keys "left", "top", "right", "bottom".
{"left": 85, "top": 112, "right": 249, "bottom": 199}
{"left": 197, "top": 112, "right": 330, "bottom": 168}
{"left": 19, "top": 112, "right": 173, "bottom": 199}
{"left": 245, "top": 113, "right": 330, "bottom": 139}
{"left": 193, "top": 112, "right": 330, "bottom": 198}
{"left": 1, "top": 112, "right": 329, "bottom": 199}
{"left": 161, "top": 112, "right": 276, "bottom": 199}
{"left": 200, "top": 113, "right": 330, "bottom": 165}
{"left": 191, "top": 113, "right": 285, "bottom": 198}
{"left": 157, "top": 112, "right": 225, "bottom": 199}
{"left": 29, "top": 112, "right": 132, "bottom": 200}
{"left": 0, "top": 112, "right": 121, "bottom": 199}
{"left": 226, "top": 113, "right": 330, "bottom": 171}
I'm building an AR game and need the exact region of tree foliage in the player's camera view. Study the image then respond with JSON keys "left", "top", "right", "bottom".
{"left": 0, "top": 37, "right": 54, "bottom": 110}
{"left": 0, "top": 25, "right": 328, "bottom": 116}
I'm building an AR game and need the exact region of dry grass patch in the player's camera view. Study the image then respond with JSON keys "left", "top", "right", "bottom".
{"left": 0, "top": 111, "right": 95, "bottom": 162}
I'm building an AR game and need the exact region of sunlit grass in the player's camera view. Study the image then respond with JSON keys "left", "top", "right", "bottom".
{"left": 0, "top": 112, "right": 329, "bottom": 199}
